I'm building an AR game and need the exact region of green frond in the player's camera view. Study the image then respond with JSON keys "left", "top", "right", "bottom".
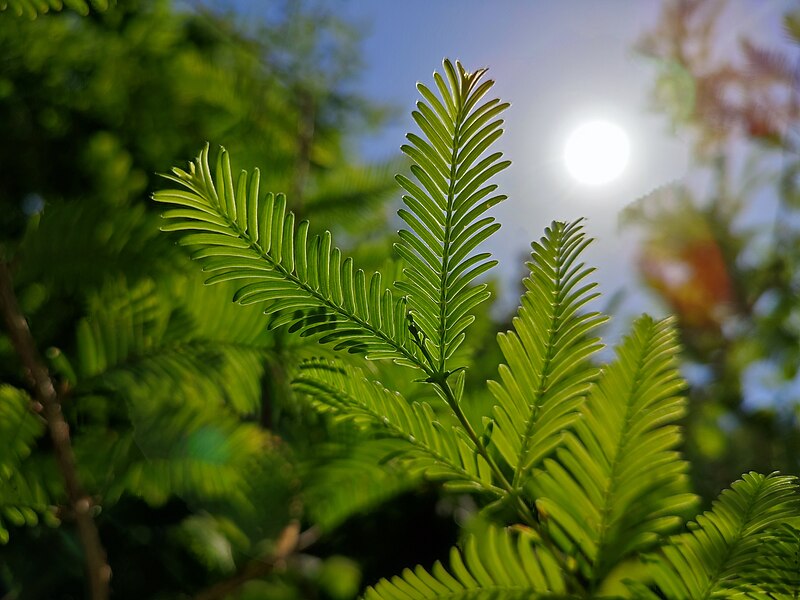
{"left": 293, "top": 360, "right": 499, "bottom": 496}
{"left": 0, "top": 385, "right": 49, "bottom": 543}
{"left": 304, "top": 158, "right": 406, "bottom": 233}
{"left": 645, "top": 472, "right": 799, "bottom": 599}
{"left": 73, "top": 421, "right": 295, "bottom": 545}
{"left": 72, "top": 408, "right": 269, "bottom": 511}
{"left": 17, "top": 201, "right": 181, "bottom": 294}
{"left": 302, "top": 439, "right": 423, "bottom": 532}
{"left": 124, "top": 397, "right": 270, "bottom": 508}
{"left": 488, "top": 220, "right": 606, "bottom": 482}
{"left": 0, "top": 467, "right": 56, "bottom": 545}
{"left": 72, "top": 277, "right": 272, "bottom": 416}
{"left": 394, "top": 58, "right": 510, "bottom": 374}
{"left": 70, "top": 428, "right": 138, "bottom": 504}
{"left": 154, "top": 145, "right": 423, "bottom": 369}
{"left": 0, "top": 385, "right": 44, "bottom": 481}
{"left": 737, "top": 523, "right": 800, "bottom": 598}
{"left": 68, "top": 276, "right": 308, "bottom": 516}
{"left": 533, "top": 315, "right": 696, "bottom": 587}
{"left": 363, "top": 525, "right": 566, "bottom": 600}
{"left": 0, "top": 0, "right": 109, "bottom": 18}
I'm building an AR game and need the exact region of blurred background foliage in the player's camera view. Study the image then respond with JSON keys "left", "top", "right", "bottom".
{"left": 1, "top": 0, "right": 800, "bottom": 597}
{"left": 0, "top": 0, "right": 455, "bottom": 597}
{"left": 625, "top": 0, "right": 800, "bottom": 502}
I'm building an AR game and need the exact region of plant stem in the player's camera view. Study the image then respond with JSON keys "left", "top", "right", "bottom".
{"left": 435, "top": 377, "right": 537, "bottom": 525}
{"left": 436, "top": 376, "right": 585, "bottom": 594}
{"left": 194, "top": 522, "right": 318, "bottom": 600}
{"left": 0, "top": 260, "right": 110, "bottom": 600}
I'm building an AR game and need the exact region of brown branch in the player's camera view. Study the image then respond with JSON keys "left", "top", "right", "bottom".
{"left": 194, "top": 521, "right": 319, "bottom": 600}
{"left": 0, "top": 260, "right": 110, "bottom": 600}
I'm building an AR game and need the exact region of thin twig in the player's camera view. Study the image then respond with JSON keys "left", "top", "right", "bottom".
{"left": 0, "top": 260, "right": 110, "bottom": 600}
{"left": 194, "top": 522, "right": 319, "bottom": 600}
{"left": 435, "top": 376, "right": 585, "bottom": 593}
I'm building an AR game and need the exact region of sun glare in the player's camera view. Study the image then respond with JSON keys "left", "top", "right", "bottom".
{"left": 564, "top": 120, "right": 630, "bottom": 185}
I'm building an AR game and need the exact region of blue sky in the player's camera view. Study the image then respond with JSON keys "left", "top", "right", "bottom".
{"left": 228, "top": 1, "right": 792, "bottom": 326}
{"left": 333, "top": 1, "right": 691, "bottom": 321}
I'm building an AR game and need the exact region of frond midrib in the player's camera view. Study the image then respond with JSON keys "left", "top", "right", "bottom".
{"left": 209, "top": 207, "right": 426, "bottom": 373}
{"left": 75, "top": 337, "right": 270, "bottom": 390}
{"left": 511, "top": 225, "right": 566, "bottom": 488}
{"left": 589, "top": 326, "right": 653, "bottom": 590}
{"left": 697, "top": 476, "right": 767, "bottom": 600}
{"left": 298, "top": 377, "right": 501, "bottom": 497}
{"left": 435, "top": 89, "right": 466, "bottom": 374}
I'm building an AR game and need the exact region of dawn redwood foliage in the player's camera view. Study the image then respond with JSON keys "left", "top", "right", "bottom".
{"left": 152, "top": 60, "right": 800, "bottom": 598}
{"left": 1, "top": 4, "right": 798, "bottom": 595}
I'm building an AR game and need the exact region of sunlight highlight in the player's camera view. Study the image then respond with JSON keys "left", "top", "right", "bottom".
{"left": 564, "top": 120, "right": 630, "bottom": 185}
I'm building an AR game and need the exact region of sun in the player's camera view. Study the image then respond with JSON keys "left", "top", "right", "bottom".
{"left": 564, "top": 120, "right": 630, "bottom": 185}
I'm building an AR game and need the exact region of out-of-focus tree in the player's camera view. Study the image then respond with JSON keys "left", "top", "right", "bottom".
{"left": 626, "top": 0, "right": 800, "bottom": 501}
{"left": 0, "top": 2, "right": 423, "bottom": 598}
{"left": 0, "top": 0, "right": 112, "bottom": 19}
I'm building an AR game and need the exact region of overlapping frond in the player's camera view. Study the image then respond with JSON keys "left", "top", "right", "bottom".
{"left": 17, "top": 201, "right": 182, "bottom": 295}
{"left": 0, "top": 385, "right": 49, "bottom": 543}
{"left": 123, "top": 399, "right": 270, "bottom": 508}
{"left": 304, "top": 158, "right": 406, "bottom": 233}
{"left": 73, "top": 420, "right": 295, "bottom": 545}
{"left": 302, "top": 439, "right": 423, "bottom": 532}
{"left": 534, "top": 315, "right": 697, "bottom": 587}
{"left": 394, "top": 59, "right": 510, "bottom": 373}
{"left": 73, "top": 277, "right": 273, "bottom": 415}
{"left": 364, "top": 525, "right": 565, "bottom": 600}
{"left": 0, "top": 0, "right": 109, "bottom": 18}
{"left": 154, "top": 146, "right": 422, "bottom": 368}
{"left": 292, "top": 360, "right": 498, "bottom": 496}
{"left": 645, "top": 472, "right": 799, "bottom": 599}
{"left": 488, "top": 220, "right": 606, "bottom": 482}
{"left": 738, "top": 523, "right": 800, "bottom": 598}
{"left": 0, "top": 468, "right": 55, "bottom": 544}
{"left": 62, "top": 277, "right": 296, "bottom": 513}
{"left": 0, "top": 385, "right": 43, "bottom": 480}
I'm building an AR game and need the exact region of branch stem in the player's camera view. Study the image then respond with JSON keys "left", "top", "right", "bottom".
{"left": 435, "top": 377, "right": 535, "bottom": 523}
{"left": 436, "top": 376, "right": 584, "bottom": 593}
{"left": 194, "top": 522, "right": 318, "bottom": 600}
{"left": 0, "top": 260, "right": 110, "bottom": 600}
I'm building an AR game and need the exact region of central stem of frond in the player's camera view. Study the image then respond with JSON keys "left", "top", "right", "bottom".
{"left": 437, "top": 98, "right": 466, "bottom": 375}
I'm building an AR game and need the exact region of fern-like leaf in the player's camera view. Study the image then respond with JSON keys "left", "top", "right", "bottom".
{"left": 488, "top": 220, "right": 606, "bottom": 483}
{"left": 73, "top": 277, "right": 270, "bottom": 415}
{"left": 0, "top": 0, "right": 110, "bottom": 18}
{"left": 0, "top": 386, "right": 49, "bottom": 543}
{"left": 65, "top": 277, "right": 300, "bottom": 515}
{"left": 364, "top": 524, "right": 566, "bottom": 600}
{"left": 17, "top": 201, "right": 182, "bottom": 294}
{"left": 302, "top": 439, "right": 423, "bottom": 532}
{"left": 395, "top": 59, "right": 510, "bottom": 374}
{"left": 154, "top": 145, "right": 423, "bottom": 368}
{"left": 0, "top": 385, "right": 43, "bottom": 481}
{"left": 534, "top": 315, "right": 697, "bottom": 587}
{"left": 738, "top": 523, "right": 800, "bottom": 598}
{"left": 304, "top": 158, "right": 406, "bottom": 234}
{"left": 0, "top": 468, "right": 55, "bottom": 545}
{"left": 124, "top": 400, "right": 270, "bottom": 508}
{"left": 293, "top": 360, "right": 498, "bottom": 496}
{"left": 645, "top": 472, "right": 799, "bottom": 599}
